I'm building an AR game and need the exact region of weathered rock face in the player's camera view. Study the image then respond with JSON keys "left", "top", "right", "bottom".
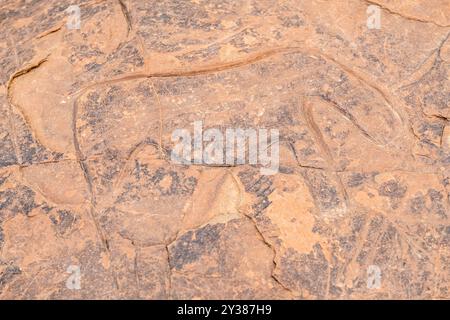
{"left": 0, "top": 0, "right": 449, "bottom": 299}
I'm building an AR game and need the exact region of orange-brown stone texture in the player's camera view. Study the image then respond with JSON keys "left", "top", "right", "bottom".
{"left": 0, "top": 0, "right": 449, "bottom": 299}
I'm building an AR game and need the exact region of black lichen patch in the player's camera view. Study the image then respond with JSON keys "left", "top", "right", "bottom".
{"left": 279, "top": 244, "right": 329, "bottom": 298}
{"left": 372, "top": 224, "right": 400, "bottom": 266}
{"left": 0, "top": 50, "right": 17, "bottom": 85}
{"left": 427, "top": 189, "right": 448, "bottom": 219}
{"left": 116, "top": 164, "right": 197, "bottom": 203}
{"left": 356, "top": 215, "right": 385, "bottom": 265}
{"left": 40, "top": 203, "right": 54, "bottom": 214}
{"left": 49, "top": 210, "right": 76, "bottom": 236}
{"left": 79, "top": 84, "right": 152, "bottom": 151}
{"left": 69, "top": 45, "right": 105, "bottom": 65}
{"left": 147, "top": 167, "right": 197, "bottom": 196}
{"left": 274, "top": 104, "right": 299, "bottom": 127}
{"left": 279, "top": 14, "right": 304, "bottom": 28}
{"left": 0, "top": 225, "right": 4, "bottom": 249}
{"left": 417, "top": 121, "right": 444, "bottom": 144}
{"left": 0, "top": 103, "right": 17, "bottom": 168}
{"left": 137, "top": 0, "right": 216, "bottom": 31}
{"left": 0, "top": 263, "right": 21, "bottom": 293}
{"left": 238, "top": 169, "right": 274, "bottom": 218}
{"left": 351, "top": 214, "right": 366, "bottom": 233}
{"left": 0, "top": 126, "right": 18, "bottom": 168}
{"left": 378, "top": 180, "right": 407, "bottom": 199}
{"left": 304, "top": 170, "right": 341, "bottom": 210}
{"left": 111, "top": 41, "right": 144, "bottom": 68}
{"left": 0, "top": 185, "right": 36, "bottom": 218}
{"left": 88, "top": 148, "right": 124, "bottom": 196}
{"left": 7, "top": 109, "right": 61, "bottom": 165}
{"left": 176, "top": 43, "right": 221, "bottom": 62}
{"left": 317, "top": 183, "right": 340, "bottom": 209}
{"left": 347, "top": 172, "right": 367, "bottom": 188}
{"left": 84, "top": 62, "right": 102, "bottom": 72}
{"left": 337, "top": 234, "right": 356, "bottom": 254}
{"left": 401, "top": 57, "right": 449, "bottom": 119}
{"left": 440, "top": 225, "right": 450, "bottom": 246}
{"left": 169, "top": 223, "right": 224, "bottom": 270}
{"left": 409, "top": 195, "right": 426, "bottom": 214}
{"left": 157, "top": 77, "right": 207, "bottom": 96}
{"left": 0, "top": 173, "right": 10, "bottom": 187}
{"left": 299, "top": 147, "right": 316, "bottom": 157}
{"left": 80, "top": 87, "right": 121, "bottom": 136}
{"left": 17, "top": 129, "right": 60, "bottom": 165}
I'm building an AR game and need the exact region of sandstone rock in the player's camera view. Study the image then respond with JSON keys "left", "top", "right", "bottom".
{"left": 0, "top": 0, "right": 449, "bottom": 299}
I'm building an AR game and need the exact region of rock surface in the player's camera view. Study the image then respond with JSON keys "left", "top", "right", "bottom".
{"left": 0, "top": 0, "right": 449, "bottom": 299}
